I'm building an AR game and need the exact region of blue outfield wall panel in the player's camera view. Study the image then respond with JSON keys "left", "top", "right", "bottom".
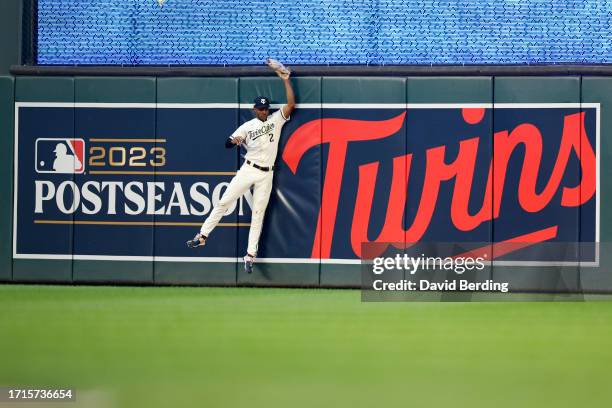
{"left": 580, "top": 78, "right": 612, "bottom": 292}
{"left": 154, "top": 78, "right": 239, "bottom": 286}
{"left": 13, "top": 77, "right": 74, "bottom": 283}
{"left": 0, "top": 77, "right": 14, "bottom": 281}
{"left": 5, "top": 74, "right": 609, "bottom": 292}
{"left": 405, "top": 77, "right": 493, "bottom": 291}
{"left": 72, "top": 77, "right": 156, "bottom": 283}
{"left": 320, "top": 77, "right": 406, "bottom": 287}
{"left": 237, "top": 77, "right": 321, "bottom": 287}
{"left": 492, "top": 77, "right": 583, "bottom": 293}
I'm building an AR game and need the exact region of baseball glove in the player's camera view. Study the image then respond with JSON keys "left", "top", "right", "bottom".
{"left": 266, "top": 58, "right": 291, "bottom": 79}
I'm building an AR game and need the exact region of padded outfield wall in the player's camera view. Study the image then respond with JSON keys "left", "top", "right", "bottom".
{"left": 1, "top": 75, "right": 610, "bottom": 291}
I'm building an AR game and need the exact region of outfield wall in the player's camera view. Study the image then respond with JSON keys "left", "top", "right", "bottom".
{"left": 1, "top": 75, "right": 610, "bottom": 292}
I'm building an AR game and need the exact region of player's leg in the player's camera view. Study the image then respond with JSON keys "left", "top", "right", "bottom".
{"left": 201, "top": 168, "right": 254, "bottom": 237}
{"left": 187, "top": 167, "right": 254, "bottom": 248}
{"left": 244, "top": 172, "right": 274, "bottom": 272}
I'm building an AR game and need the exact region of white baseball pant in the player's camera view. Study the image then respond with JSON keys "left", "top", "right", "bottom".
{"left": 200, "top": 164, "right": 273, "bottom": 256}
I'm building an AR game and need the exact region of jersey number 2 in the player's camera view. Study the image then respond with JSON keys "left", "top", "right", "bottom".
{"left": 269, "top": 134, "right": 274, "bottom": 142}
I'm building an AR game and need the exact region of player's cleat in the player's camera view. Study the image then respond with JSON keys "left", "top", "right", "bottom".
{"left": 186, "top": 233, "right": 207, "bottom": 248}
{"left": 244, "top": 254, "right": 255, "bottom": 274}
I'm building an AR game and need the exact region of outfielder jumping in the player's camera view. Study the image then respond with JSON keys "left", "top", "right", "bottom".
{"left": 187, "top": 59, "right": 295, "bottom": 273}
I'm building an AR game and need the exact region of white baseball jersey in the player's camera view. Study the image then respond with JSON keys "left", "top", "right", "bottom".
{"left": 231, "top": 108, "right": 290, "bottom": 168}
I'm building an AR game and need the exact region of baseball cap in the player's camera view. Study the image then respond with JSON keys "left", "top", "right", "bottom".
{"left": 253, "top": 96, "right": 270, "bottom": 109}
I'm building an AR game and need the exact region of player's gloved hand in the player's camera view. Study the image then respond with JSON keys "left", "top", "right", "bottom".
{"left": 267, "top": 58, "right": 291, "bottom": 79}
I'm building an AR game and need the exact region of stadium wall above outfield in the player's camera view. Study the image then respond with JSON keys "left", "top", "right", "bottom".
{"left": 11, "top": 65, "right": 612, "bottom": 77}
{"left": 30, "top": 0, "right": 612, "bottom": 65}
{"left": 2, "top": 74, "right": 612, "bottom": 294}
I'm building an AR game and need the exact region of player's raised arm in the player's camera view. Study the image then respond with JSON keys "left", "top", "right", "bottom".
{"left": 266, "top": 58, "right": 295, "bottom": 119}
{"left": 281, "top": 77, "right": 295, "bottom": 119}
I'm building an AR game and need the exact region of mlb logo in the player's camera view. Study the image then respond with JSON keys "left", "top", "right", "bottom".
{"left": 35, "top": 138, "right": 85, "bottom": 174}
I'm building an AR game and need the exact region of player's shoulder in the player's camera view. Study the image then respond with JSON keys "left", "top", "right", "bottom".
{"left": 238, "top": 117, "right": 257, "bottom": 129}
{"left": 271, "top": 108, "right": 288, "bottom": 121}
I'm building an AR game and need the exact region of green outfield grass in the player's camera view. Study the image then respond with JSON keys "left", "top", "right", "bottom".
{"left": 1, "top": 285, "right": 612, "bottom": 407}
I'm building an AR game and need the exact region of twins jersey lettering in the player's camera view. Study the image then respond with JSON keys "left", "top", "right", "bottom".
{"left": 232, "top": 108, "right": 290, "bottom": 167}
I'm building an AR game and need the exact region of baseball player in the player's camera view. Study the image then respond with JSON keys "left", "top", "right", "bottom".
{"left": 187, "top": 59, "right": 295, "bottom": 274}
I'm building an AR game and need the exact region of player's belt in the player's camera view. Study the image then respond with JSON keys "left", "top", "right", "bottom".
{"left": 246, "top": 160, "right": 274, "bottom": 172}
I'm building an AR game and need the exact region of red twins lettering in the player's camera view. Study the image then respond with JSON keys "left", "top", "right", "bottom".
{"left": 283, "top": 111, "right": 595, "bottom": 258}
